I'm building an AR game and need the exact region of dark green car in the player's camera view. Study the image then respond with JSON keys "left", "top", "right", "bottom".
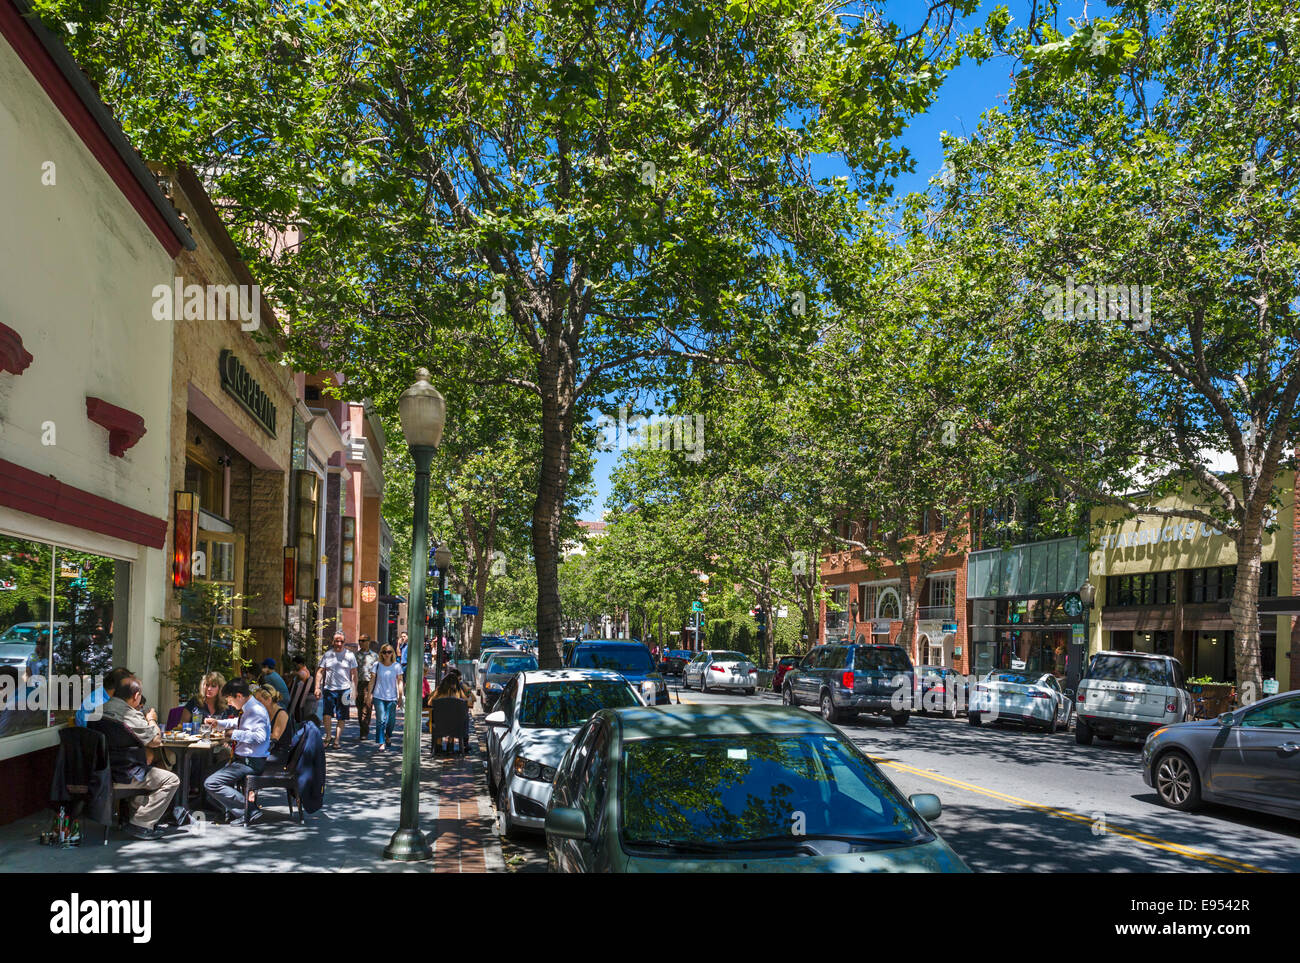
{"left": 544, "top": 703, "right": 969, "bottom": 872}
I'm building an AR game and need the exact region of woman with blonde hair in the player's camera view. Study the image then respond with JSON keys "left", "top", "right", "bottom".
{"left": 368, "top": 644, "right": 403, "bottom": 751}
{"left": 182, "top": 671, "right": 235, "bottom": 726}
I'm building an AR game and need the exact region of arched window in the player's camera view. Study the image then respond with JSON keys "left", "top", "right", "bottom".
{"left": 877, "top": 588, "right": 901, "bottom": 620}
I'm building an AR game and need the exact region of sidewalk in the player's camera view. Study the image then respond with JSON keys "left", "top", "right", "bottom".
{"left": 0, "top": 706, "right": 502, "bottom": 873}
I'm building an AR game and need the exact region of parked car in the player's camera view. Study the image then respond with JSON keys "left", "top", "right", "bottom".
{"left": 484, "top": 668, "right": 643, "bottom": 838}
{"left": 474, "top": 646, "right": 517, "bottom": 689}
{"left": 917, "top": 664, "right": 967, "bottom": 718}
{"left": 681, "top": 650, "right": 758, "bottom": 694}
{"left": 543, "top": 703, "right": 969, "bottom": 872}
{"left": 565, "top": 641, "right": 669, "bottom": 705}
{"left": 479, "top": 650, "right": 539, "bottom": 712}
{"left": 968, "top": 670, "right": 1073, "bottom": 733}
{"left": 771, "top": 654, "right": 801, "bottom": 693}
{"left": 658, "top": 649, "right": 693, "bottom": 677}
{"left": 1141, "top": 689, "right": 1299, "bottom": 820}
{"left": 780, "top": 643, "right": 915, "bottom": 726}
{"left": 1075, "top": 651, "right": 1192, "bottom": 745}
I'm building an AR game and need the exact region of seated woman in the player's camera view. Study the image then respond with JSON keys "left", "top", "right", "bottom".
{"left": 182, "top": 672, "right": 237, "bottom": 726}
{"left": 242, "top": 684, "right": 295, "bottom": 815}
{"left": 427, "top": 669, "right": 475, "bottom": 753}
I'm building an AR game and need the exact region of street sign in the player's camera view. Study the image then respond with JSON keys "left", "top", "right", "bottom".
{"left": 691, "top": 601, "right": 703, "bottom": 612}
{"left": 460, "top": 606, "right": 478, "bottom": 616}
{"left": 941, "top": 621, "right": 958, "bottom": 633}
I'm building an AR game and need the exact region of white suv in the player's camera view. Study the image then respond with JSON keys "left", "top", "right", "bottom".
{"left": 1075, "top": 651, "right": 1192, "bottom": 745}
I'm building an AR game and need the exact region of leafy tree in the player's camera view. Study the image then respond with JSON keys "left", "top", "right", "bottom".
{"left": 155, "top": 582, "right": 256, "bottom": 702}
{"left": 932, "top": 0, "right": 1300, "bottom": 693}
{"left": 37, "top": 0, "right": 982, "bottom": 667}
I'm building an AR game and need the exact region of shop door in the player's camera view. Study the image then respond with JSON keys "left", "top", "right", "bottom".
{"left": 197, "top": 531, "right": 246, "bottom": 657}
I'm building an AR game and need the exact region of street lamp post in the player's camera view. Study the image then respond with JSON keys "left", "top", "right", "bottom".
{"left": 384, "top": 368, "right": 445, "bottom": 863}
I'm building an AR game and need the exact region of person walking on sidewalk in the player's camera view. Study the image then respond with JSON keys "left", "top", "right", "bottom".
{"left": 315, "top": 633, "right": 357, "bottom": 750}
{"left": 202, "top": 679, "right": 272, "bottom": 825}
{"left": 354, "top": 635, "right": 378, "bottom": 743}
{"left": 369, "top": 644, "right": 404, "bottom": 751}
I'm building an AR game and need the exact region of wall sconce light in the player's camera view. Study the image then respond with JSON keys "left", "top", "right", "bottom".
{"left": 173, "top": 491, "right": 199, "bottom": 588}
{"left": 283, "top": 547, "right": 297, "bottom": 606}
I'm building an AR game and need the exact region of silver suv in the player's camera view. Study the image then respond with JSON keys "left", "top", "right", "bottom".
{"left": 1075, "top": 651, "right": 1192, "bottom": 745}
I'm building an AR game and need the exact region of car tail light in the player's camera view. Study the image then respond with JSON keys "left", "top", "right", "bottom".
{"left": 1077, "top": 692, "right": 1086, "bottom": 702}
{"left": 842, "top": 671, "right": 854, "bottom": 689}
{"left": 931, "top": 684, "right": 945, "bottom": 694}
{"left": 1166, "top": 702, "right": 1177, "bottom": 712}
{"left": 710, "top": 665, "right": 724, "bottom": 672}
{"left": 1031, "top": 691, "right": 1052, "bottom": 699}
{"left": 749, "top": 667, "right": 757, "bottom": 674}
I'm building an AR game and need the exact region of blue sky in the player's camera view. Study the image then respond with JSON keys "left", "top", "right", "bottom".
{"left": 581, "top": 1, "right": 1093, "bottom": 519}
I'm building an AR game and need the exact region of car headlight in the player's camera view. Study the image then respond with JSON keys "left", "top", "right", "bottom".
{"left": 513, "top": 756, "right": 555, "bottom": 782}
{"left": 485, "top": 683, "right": 502, "bottom": 693}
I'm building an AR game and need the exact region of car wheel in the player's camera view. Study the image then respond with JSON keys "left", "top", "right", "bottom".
{"left": 944, "top": 701, "right": 959, "bottom": 719}
{"left": 1097, "top": 732, "right": 1113, "bottom": 741}
{"left": 1044, "top": 714, "right": 1057, "bottom": 735}
{"left": 497, "top": 779, "right": 523, "bottom": 841}
{"left": 681, "top": 673, "right": 691, "bottom": 691}
{"left": 1154, "top": 750, "right": 1203, "bottom": 812}
{"left": 891, "top": 711, "right": 909, "bottom": 727}
{"left": 820, "top": 691, "right": 839, "bottom": 724}
{"left": 701, "top": 675, "right": 711, "bottom": 694}
{"left": 1075, "top": 717, "right": 1094, "bottom": 745}
{"left": 782, "top": 685, "right": 794, "bottom": 707}
{"left": 745, "top": 687, "right": 756, "bottom": 696}
{"left": 969, "top": 712, "right": 982, "bottom": 727}
{"left": 487, "top": 763, "right": 498, "bottom": 802}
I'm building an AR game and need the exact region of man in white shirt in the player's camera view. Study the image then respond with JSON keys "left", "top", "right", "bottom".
{"left": 202, "top": 679, "right": 272, "bottom": 824}
{"left": 315, "top": 633, "right": 357, "bottom": 749}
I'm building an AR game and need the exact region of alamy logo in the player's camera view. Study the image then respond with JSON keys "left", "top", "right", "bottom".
{"left": 50, "top": 894, "right": 151, "bottom": 943}
{"left": 1042, "top": 276, "right": 1151, "bottom": 331}
{"left": 151, "top": 278, "right": 260, "bottom": 331}
{"left": 0, "top": 674, "right": 102, "bottom": 716}
{"left": 595, "top": 404, "right": 706, "bottom": 463}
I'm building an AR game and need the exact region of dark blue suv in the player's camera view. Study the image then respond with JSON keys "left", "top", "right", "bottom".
{"left": 781, "top": 643, "right": 916, "bottom": 726}
{"left": 565, "top": 641, "right": 670, "bottom": 705}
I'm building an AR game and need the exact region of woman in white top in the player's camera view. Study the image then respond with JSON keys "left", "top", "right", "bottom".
{"left": 368, "top": 644, "right": 404, "bottom": 751}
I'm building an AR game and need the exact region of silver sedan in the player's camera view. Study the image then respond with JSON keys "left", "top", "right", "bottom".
{"left": 1142, "top": 690, "right": 1300, "bottom": 820}
{"left": 968, "top": 670, "right": 1073, "bottom": 734}
{"left": 681, "top": 650, "right": 758, "bottom": 694}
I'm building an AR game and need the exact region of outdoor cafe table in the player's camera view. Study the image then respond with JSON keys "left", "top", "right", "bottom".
{"left": 158, "top": 732, "right": 230, "bottom": 822}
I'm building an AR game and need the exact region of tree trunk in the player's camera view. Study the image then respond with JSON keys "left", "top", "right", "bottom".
{"left": 1231, "top": 529, "right": 1265, "bottom": 701}
{"left": 532, "top": 384, "right": 573, "bottom": 669}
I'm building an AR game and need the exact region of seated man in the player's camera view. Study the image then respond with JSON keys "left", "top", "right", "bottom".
{"left": 99, "top": 679, "right": 180, "bottom": 840}
{"left": 203, "top": 679, "right": 272, "bottom": 825}
{"left": 76, "top": 667, "right": 135, "bottom": 727}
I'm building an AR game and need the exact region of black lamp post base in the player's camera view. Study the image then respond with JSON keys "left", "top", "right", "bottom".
{"left": 383, "top": 828, "right": 433, "bottom": 862}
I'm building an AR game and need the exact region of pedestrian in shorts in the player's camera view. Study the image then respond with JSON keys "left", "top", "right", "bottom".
{"left": 315, "top": 633, "right": 357, "bottom": 750}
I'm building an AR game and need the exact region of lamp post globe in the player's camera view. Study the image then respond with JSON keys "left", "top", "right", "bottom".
{"left": 398, "top": 368, "right": 446, "bottom": 448}
{"left": 383, "top": 367, "right": 446, "bottom": 862}
{"left": 435, "top": 543, "right": 452, "bottom": 571}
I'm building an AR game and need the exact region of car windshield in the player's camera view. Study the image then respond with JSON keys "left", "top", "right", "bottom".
{"left": 518, "top": 680, "right": 640, "bottom": 728}
{"left": 710, "top": 652, "right": 748, "bottom": 663}
{"left": 0, "top": 642, "right": 37, "bottom": 659}
{"left": 621, "top": 733, "right": 928, "bottom": 848}
{"left": 487, "top": 656, "right": 537, "bottom": 672}
{"left": 853, "top": 648, "right": 911, "bottom": 671}
{"left": 0, "top": 626, "right": 46, "bottom": 643}
{"left": 1087, "top": 655, "right": 1172, "bottom": 686}
{"left": 571, "top": 647, "right": 654, "bottom": 673}
{"left": 989, "top": 672, "right": 1038, "bottom": 685}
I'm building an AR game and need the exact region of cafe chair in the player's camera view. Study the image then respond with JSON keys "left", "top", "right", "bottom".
{"left": 428, "top": 697, "right": 471, "bottom": 755}
{"left": 76, "top": 722, "right": 155, "bottom": 843}
{"left": 242, "top": 726, "right": 310, "bottom": 825}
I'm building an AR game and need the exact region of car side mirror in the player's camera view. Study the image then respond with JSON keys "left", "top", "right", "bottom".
{"left": 485, "top": 710, "right": 507, "bottom": 727}
{"left": 909, "top": 793, "right": 942, "bottom": 821}
{"left": 545, "top": 806, "right": 588, "bottom": 840}
{"left": 1216, "top": 711, "right": 1235, "bottom": 728}
{"left": 1064, "top": 689, "right": 1075, "bottom": 700}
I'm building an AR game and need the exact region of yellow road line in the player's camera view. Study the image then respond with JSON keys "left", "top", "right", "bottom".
{"left": 873, "top": 757, "right": 1270, "bottom": 873}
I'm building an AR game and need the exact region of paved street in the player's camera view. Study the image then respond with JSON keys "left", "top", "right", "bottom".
{"left": 498, "top": 682, "right": 1300, "bottom": 874}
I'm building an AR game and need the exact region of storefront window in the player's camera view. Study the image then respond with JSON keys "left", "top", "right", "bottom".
{"left": 1, "top": 536, "right": 129, "bottom": 739}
